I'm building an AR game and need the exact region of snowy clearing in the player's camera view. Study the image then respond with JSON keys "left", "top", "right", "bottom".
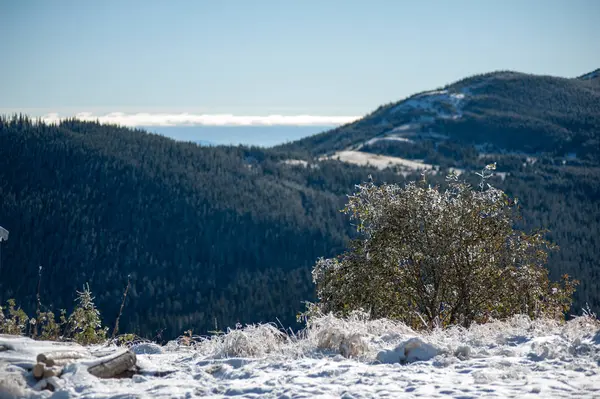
{"left": 390, "top": 90, "right": 466, "bottom": 120}
{"left": 363, "top": 136, "right": 415, "bottom": 146}
{"left": 321, "top": 150, "right": 434, "bottom": 171}
{"left": 1, "top": 314, "right": 599, "bottom": 398}
{"left": 281, "top": 159, "right": 309, "bottom": 167}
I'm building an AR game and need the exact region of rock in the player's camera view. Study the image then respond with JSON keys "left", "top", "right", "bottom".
{"left": 37, "top": 350, "right": 89, "bottom": 367}
{"left": 131, "top": 343, "right": 163, "bottom": 355}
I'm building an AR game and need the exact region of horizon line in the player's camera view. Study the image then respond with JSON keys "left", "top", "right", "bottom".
{"left": 37, "top": 112, "right": 361, "bottom": 127}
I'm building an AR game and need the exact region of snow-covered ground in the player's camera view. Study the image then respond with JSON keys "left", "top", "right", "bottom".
{"left": 363, "top": 136, "right": 415, "bottom": 146}
{"left": 321, "top": 150, "right": 434, "bottom": 172}
{"left": 280, "top": 159, "right": 310, "bottom": 167}
{"left": 1, "top": 313, "right": 599, "bottom": 398}
{"left": 390, "top": 90, "right": 466, "bottom": 120}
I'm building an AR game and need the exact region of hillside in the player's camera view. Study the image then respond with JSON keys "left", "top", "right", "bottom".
{"left": 280, "top": 70, "right": 600, "bottom": 169}
{"left": 0, "top": 116, "right": 411, "bottom": 339}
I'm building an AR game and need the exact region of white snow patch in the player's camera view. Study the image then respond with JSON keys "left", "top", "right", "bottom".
{"left": 377, "top": 337, "right": 440, "bottom": 364}
{"left": 364, "top": 136, "right": 415, "bottom": 146}
{"left": 281, "top": 159, "right": 309, "bottom": 167}
{"left": 321, "top": 150, "right": 434, "bottom": 171}
{"left": 390, "top": 123, "right": 416, "bottom": 132}
{"left": 391, "top": 89, "right": 467, "bottom": 120}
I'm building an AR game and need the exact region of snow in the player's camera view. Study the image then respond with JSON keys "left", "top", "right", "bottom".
{"left": 364, "top": 136, "right": 415, "bottom": 146}
{"left": 321, "top": 151, "right": 434, "bottom": 171}
{"left": 376, "top": 337, "right": 440, "bottom": 364}
{"left": 390, "top": 89, "right": 467, "bottom": 120}
{"left": 281, "top": 159, "right": 309, "bottom": 167}
{"left": 1, "top": 314, "right": 599, "bottom": 398}
{"left": 390, "top": 123, "right": 416, "bottom": 132}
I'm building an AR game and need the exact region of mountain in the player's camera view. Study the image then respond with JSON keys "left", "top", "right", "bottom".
{"left": 280, "top": 70, "right": 600, "bottom": 167}
{"left": 578, "top": 68, "right": 600, "bottom": 81}
{"left": 1, "top": 70, "right": 599, "bottom": 339}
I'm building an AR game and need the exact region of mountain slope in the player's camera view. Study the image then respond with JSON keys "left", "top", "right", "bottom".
{"left": 0, "top": 116, "right": 410, "bottom": 339}
{"left": 280, "top": 70, "right": 600, "bottom": 163}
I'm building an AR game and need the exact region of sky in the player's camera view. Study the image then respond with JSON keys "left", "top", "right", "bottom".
{"left": 0, "top": 0, "right": 599, "bottom": 126}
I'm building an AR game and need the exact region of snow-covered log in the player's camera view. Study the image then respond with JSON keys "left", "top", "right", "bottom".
{"left": 37, "top": 350, "right": 89, "bottom": 366}
{"left": 87, "top": 349, "right": 137, "bottom": 379}
{"left": 32, "top": 362, "right": 45, "bottom": 379}
{"left": 32, "top": 362, "right": 63, "bottom": 380}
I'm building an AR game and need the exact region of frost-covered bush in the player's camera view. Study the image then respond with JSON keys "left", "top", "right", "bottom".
{"left": 0, "top": 299, "right": 29, "bottom": 335}
{"left": 312, "top": 165, "right": 577, "bottom": 329}
{"left": 186, "top": 323, "right": 289, "bottom": 358}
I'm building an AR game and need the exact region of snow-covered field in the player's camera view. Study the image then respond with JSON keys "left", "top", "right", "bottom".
{"left": 1, "top": 313, "right": 599, "bottom": 398}
{"left": 321, "top": 151, "right": 434, "bottom": 171}
{"left": 390, "top": 90, "right": 466, "bottom": 120}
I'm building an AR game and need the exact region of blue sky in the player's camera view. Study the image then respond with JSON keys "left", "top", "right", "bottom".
{"left": 1, "top": 0, "right": 598, "bottom": 125}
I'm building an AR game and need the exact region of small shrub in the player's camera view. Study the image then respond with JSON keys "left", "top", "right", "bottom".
{"left": 0, "top": 299, "right": 29, "bottom": 335}
{"left": 37, "top": 310, "right": 63, "bottom": 341}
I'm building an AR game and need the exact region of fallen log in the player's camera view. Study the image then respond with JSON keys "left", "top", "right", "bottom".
{"left": 87, "top": 350, "right": 136, "bottom": 379}
{"left": 33, "top": 362, "right": 46, "bottom": 380}
{"left": 43, "top": 365, "right": 63, "bottom": 379}
{"left": 33, "top": 362, "right": 64, "bottom": 380}
{"left": 37, "top": 350, "right": 89, "bottom": 367}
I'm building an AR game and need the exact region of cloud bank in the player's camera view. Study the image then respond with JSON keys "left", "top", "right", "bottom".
{"left": 40, "top": 112, "right": 360, "bottom": 127}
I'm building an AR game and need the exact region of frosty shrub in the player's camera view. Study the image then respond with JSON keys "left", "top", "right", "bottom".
{"left": 0, "top": 299, "right": 29, "bottom": 335}
{"left": 312, "top": 165, "right": 577, "bottom": 329}
{"left": 36, "top": 310, "right": 64, "bottom": 341}
{"left": 67, "top": 284, "right": 107, "bottom": 344}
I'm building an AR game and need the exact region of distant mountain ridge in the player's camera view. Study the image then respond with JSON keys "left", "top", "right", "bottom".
{"left": 577, "top": 68, "right": 600, "bottom": 81}
{"left": 280, "top": 69, "right": 600, "bottom": 167}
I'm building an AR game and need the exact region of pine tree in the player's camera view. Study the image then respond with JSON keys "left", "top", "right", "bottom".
{"left": 67, "top": 284, "right": 107, "bottom": 344}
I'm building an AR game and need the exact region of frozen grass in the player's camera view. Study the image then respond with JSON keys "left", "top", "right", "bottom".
{"left": 320, "top": 150, "right": 434, "bottom": 171}
{"left": 166, "top": 323, "right": 291, "bottom": 359}
{"left": 163, "top": 310, "right": 600, "bottom": 365}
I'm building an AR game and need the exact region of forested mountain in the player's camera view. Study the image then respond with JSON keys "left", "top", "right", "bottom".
{"left": 280, "top": 70, "right": 600, "bottom": 162}
{"left": 1, "top": 69, "right": 599, "bottom": 339}
{"left": 0, "top": 116, "right": 412, "bottom": 339}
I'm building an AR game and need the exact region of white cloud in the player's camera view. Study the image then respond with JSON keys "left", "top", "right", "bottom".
{"left": 40, "top": 112, "right": 360, "bottom": 127}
